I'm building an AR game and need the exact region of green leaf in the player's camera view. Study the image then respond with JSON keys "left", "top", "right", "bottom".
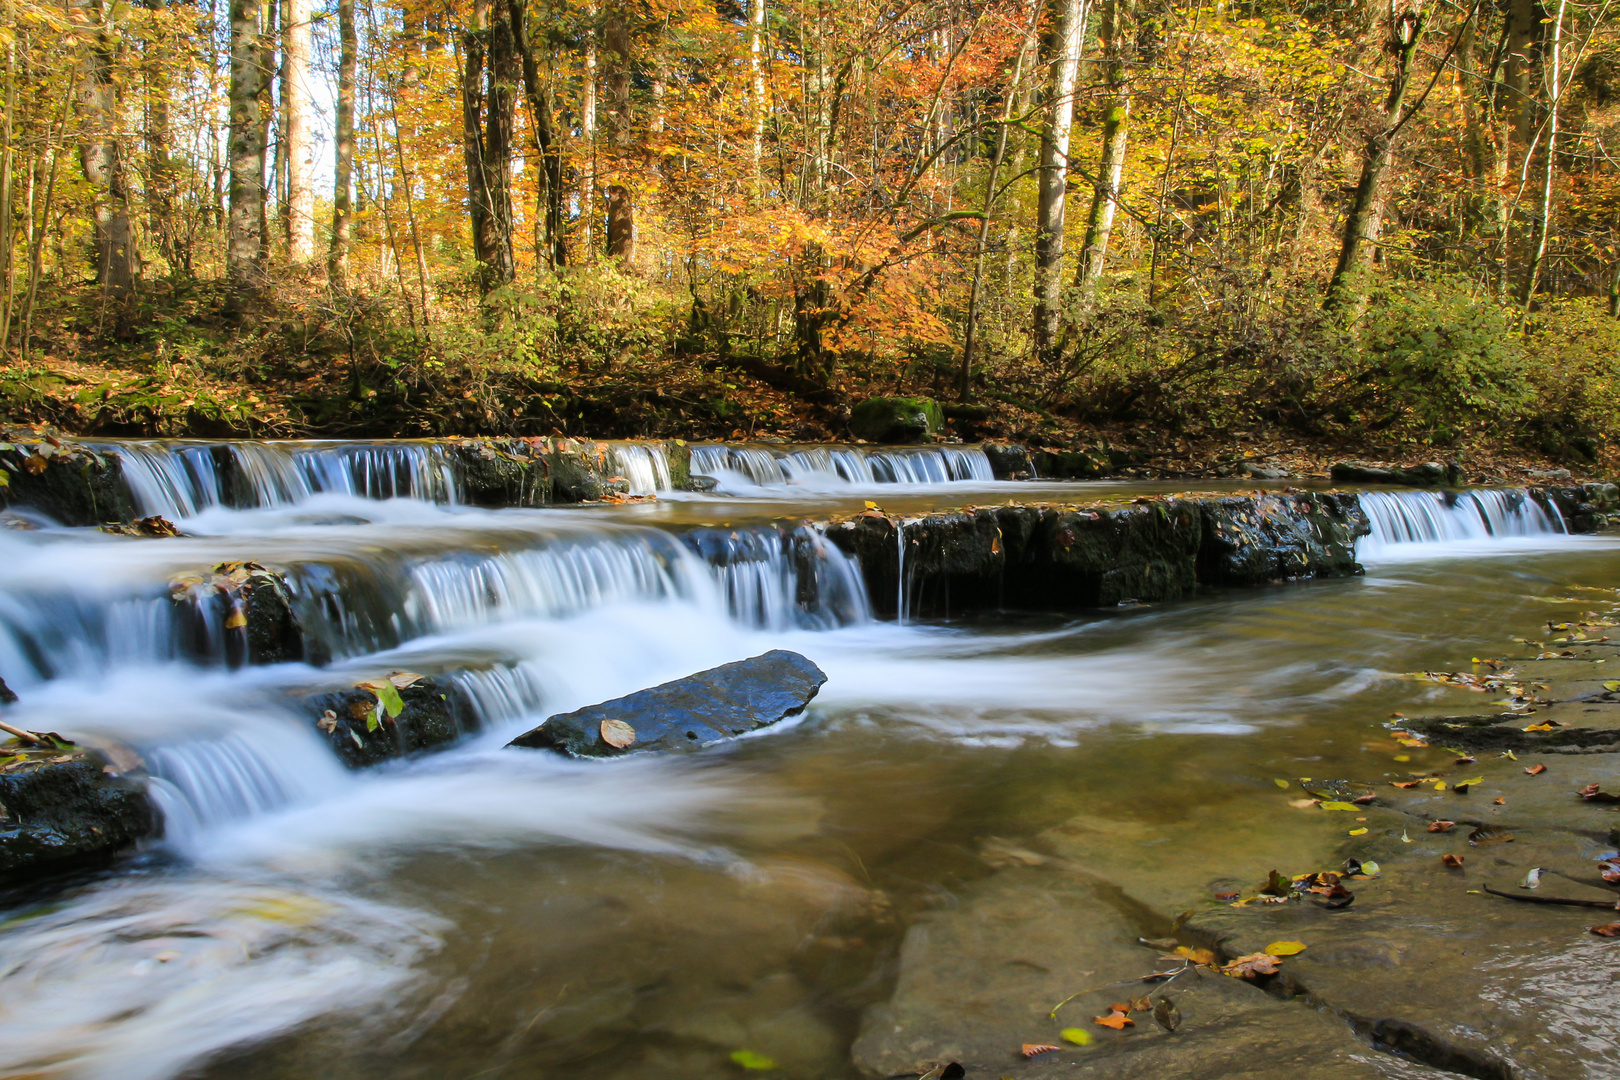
{"left": 1060, "top": 1027, "right": 1094, "bottom": 1046}
{"left": 1272, "top": 778, "right": 1290, "bottom": 789}
{"left": 365, "top": 705, "right": 381, "bottom": 733}
{"left": 729, "top": 1050, "right": 777, "bottom": 1071}
{"left": 1319, "top": 801, "right": 1359, "bottom": 811}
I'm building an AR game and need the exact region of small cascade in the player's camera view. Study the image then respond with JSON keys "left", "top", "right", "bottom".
{"left": 689, "top": 443, "right": 998, "bottom": 492}
{"left": 1360, "top": 489, "right": 1566, "bottom": 553}
{"left": 610, "top": 443, "right": 673, "bottom": 495}
{"left": 680, "top": 524, "right": 871, "bottom": 630}
{"left": 115, "top": 443, "right": 226, "bottom": 519}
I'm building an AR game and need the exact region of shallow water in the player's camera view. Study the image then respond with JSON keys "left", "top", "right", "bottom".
{"left": 0, "top": 444, "right": 1603, "bottom": 1079}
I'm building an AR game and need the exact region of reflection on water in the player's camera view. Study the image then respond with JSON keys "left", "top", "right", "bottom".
{"left": 0, "top": 465, "right": 1610, "bottom": 1079}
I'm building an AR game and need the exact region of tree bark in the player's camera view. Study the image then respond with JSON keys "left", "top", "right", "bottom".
{"left": 282, "top": 0, "right": 315, "bottom": 262}
{"left": 75, "top": 0, "right": 138, "bottom": 313}
{"left": 579, "top": 0, "right": 598, "bottom": 260}
{"left": 1032, "top": 0, "right": 1087, "bottom": 363}
{"left": 606, "top": 183, "right": 633, "bottom": 260}
{"left": 227, "top": 0, "right": 271, "bottom": 301}
{"left": 1075, "top": 0, "right": 1132, "bottom": 293}
{"left": 1326, "top": 2, "right": 1426, "bottom": 308}
{"left": 328, "top": 0, "right": 356, "bottom": 284}
{"left": 1518, "top": 0, "right": 1564, "bottom": 314}
{"left": 750, "top": 0, "right": 767, "bottom": 185}
{"left": 512, "top": 0, "right": 566, "bottom": 268}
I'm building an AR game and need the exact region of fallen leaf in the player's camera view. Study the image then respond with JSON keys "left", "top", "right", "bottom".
{"left": 356, "top": 680, "right": 406, "bottom": 719}
{"left": 1390, "top": 780, "right": 1425, "bottom": 789}
{"left": 1348, "top": 827, "right": 1368, "bottom": 836}
{"left": 1526, "top": 764, "right": 1547, "bottom": 776}
{"left": 1352, "top": 793, "right": 1378, "bottom": 805}
{"left": 1600, "top": 862, "right": 1620, "bottom": 885}
{"left": 1455, "top": 776, "right": 1485, "bottom": 789}
{"left": 1442, "top": 854, "right": 1465, "bottom": 868}
{"left": 1172, "top": 946, "right": 1217, "bottom": 965}
{"left": 1520, "top": 867, "right": 1543, "bottom": 889}
{"left": 1579, "top": 783, "right": 1620, "bottom": 803}
{"left": 1261, "top": 869, "right": 1292, "bottom": 897}
{"left": 387, "top": 671, "right": 426, "bottom": 689}
{"left": 730, "top": 1050, "right": 778, "bottom": 1070}
{"left": 1093, "top": 1012, "right": 1134, "bottom": 1030}
{"left": 1264, "top": 941, "right": 1306, "bottom": 956}
{"left": 1605, "top": 681, "right": 1620, "bottom": 692}
{"left": 1127, "top": 995, "right": 1152, "bottom": 1013}
{"left": 1059, "top": 1028, "right": 1093, "bottom": 1046}
{"left": 1495, "top": 797, "right": 1506, "bottom": 805}
{"left": 1320, "top": 801, "right": 1359, "bottom": 811}
{"left": 1590, "top": 924, "right": 1620, "bottom": 937}
{"left": 599, "top": 718, "right": 637, "bottom": 749}
{"left": 1469, "top": 824, "right": 1515, "bottom": 845}
{"left": 316, "top": 710, "right": 338, "bottom": 734}
{"left": 1222, "top": 953, "right": 1281, "bottom": 978}
{"left": 22, "top": 453, "right": 46, "bottom": 475}
{"left": 1429, "top": 821, "right": 1457, "bottom": 833}
{"left": 224, "top": 609, "right": 248, "bottom": 631}
{"left": 1022, "top": 1043, "right": 1060, "bottom": 1057}
{"left": 1525, "top": 723, "right": 1557, "bottom": 732}
{"left": 1152, "top": 996, "right": 1180, "bottom": 1032}
{"left": 1273, "top": 778, "right": 1290, "bottom": 789}
{"left": 1288, "top": 798, "right": 1320, "bottom": 809}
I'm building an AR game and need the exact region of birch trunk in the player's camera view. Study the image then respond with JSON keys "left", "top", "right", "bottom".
{"left": 1032, "top": 0, "right": 1087, "bottom": 363}
{"left": 227, "top": 0, "right": 270, "bottom": 298}
{"left": 282, "top": 0, "right": 315, "bottom": 262}
{"left": 1076, "top": 0, "right": 1131, "bottom": 293}
{"left": 328, "top": 0, "right": 356, "bottom": 283}
{"left": 75, "top": 0, "right": 138, "bottom": 310}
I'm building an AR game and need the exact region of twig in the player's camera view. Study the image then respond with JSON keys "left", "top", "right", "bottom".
{"left": 1049, "top": 960, "right": 1196, "bottom": 1019}
{"left": 0, "top": 721, "right": 41, "bottom": 745}
{"left": 1482, "top": 885, "right": 1617, "bottom": 909}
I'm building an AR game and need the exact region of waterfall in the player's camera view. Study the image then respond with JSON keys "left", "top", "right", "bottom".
{"left": 609, "top": 443, "right": 673, "bottom": 495}
{"left": 1360, "top": 489, "right": 1566, "bottom": 555}
{"left": 689, "top": 443, "right": 997, "bottom": 491}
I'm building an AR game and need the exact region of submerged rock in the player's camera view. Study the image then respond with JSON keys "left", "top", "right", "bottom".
{"left": 849, "top": 397, "right": 943, "bottom": 444}
{"left": 169, "top": 561, "right": 307, "bottom": 666}
{"left": 980, "top": 442, "right": 1037, "bottom": 481}
{"left": 0, "top": 745, "right": 153, "bottom": 883}
{"left": 0, "top": 441, "right": 137, "bottom": 526}
{"left": 508, "top": 650, "right": 826, "bottom": 757}
{"left": 1330, "top": 460, "right": 1460, "bottom": 486}
{"left": 305, "top": 672, "right": 473, "bottom": 769}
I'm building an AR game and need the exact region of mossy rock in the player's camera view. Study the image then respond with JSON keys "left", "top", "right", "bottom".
{"left": 849, "top": 397, "right": 943, "bottom": 444}
{"left": 305, "top": 673, "right": 474, "bottom": 769}
{"left": 0, "top": 442, "right": 137, "bottom": 526}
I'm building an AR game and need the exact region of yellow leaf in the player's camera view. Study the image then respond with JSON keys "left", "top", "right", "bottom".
{"left": 1319, "top": 801, "right": 1359, "bottom": 811}
{"left": 1060, "top": 1027, "right": 1093, "bottom": 1046}
{"left": 224, "top": 610, "right": 247, "bottom": 630}
{"left": 1273, "top": 778, "right": 1289, "bottom": 789}
{"left": 1603, "top": 681, "right": 1620, "bottom": 692}
{"left": 1264, "top": 941, "right": 1306, "bottom": 956}
{"left": 1456, "top": 777, "right": 1484, "bottom": 788}
{"left": 1348, "top": 827, "right": 1369, "bottom": 835}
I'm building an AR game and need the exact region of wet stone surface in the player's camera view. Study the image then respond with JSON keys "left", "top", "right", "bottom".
{"left": 0, "top": 748, "right": 153, "bottom": 884}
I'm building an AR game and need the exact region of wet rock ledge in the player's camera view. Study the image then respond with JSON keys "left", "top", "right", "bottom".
{"left": 824, "top": 492, "right": 1370, "bottom": 619}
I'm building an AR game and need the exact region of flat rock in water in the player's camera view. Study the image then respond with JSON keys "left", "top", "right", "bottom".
{"left": 507, "top": 650, "right": 826, "bottom": 757}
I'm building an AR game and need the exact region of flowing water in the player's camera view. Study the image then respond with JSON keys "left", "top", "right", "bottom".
{"left": 0, "top": 444, "right": 1605, "bottom": 1080}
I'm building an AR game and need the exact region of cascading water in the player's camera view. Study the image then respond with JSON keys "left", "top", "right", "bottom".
{"left": 689, "top": 443, "right": 995, "bottom": 492}
{"left": 1359, "top": 488, "right": 1566, "bottom": 557}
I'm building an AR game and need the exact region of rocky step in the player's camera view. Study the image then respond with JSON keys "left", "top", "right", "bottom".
{"left": 507, "top": 650, "right": 826, "bottom": 758}
{"left": 301, "top": 671, "right": 475, "bottom": 769}
{"left": 0, "top": 734, "right": 154, "bottom": 887}
{"left": 823, "top": 491, "right": 1370, "bottom": 619}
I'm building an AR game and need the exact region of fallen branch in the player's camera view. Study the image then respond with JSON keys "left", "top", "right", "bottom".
{"left": 1482, "top": 885, "right": 1617, "bottom": 909}
{"left": 0, "top": 721, "right": 42, "bottom": 746}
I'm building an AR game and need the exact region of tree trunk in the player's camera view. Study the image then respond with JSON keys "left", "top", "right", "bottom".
{"left": 579, "top": 1, "right": 598, "bottom": 260}
{"left": 512, "top": 0, "right": 566, "bottom": 268}
{"left": 750, "top": 0, "right": 767, "bottom": 185}
{"left": 603, "top": 8, "right": 630, "bottom": 148}
{"left": 141, "top": 7, "right": 180, "bottom": 277}
{"left": 328, "top": 0, "right": 356, "bottom": 284}
{"left": 461, "top": 0, "right": 518, "bottom": 295}
{"left": 1075, "top": 0, "right": 1132, "bottom": 293}
{"left": 1518, "top": 0, "right": 1564, "bottom": 314}
{"left": 75, "top": 0, "right": 138, "bottom": 314}
{"left": 1032, "top": 0, "right": 1087, "bottom": 363}
{"left": 227, "top": 0, "right": 270, "bottom": 301}
{"left": 1503, "top": 0, "right": 1544, "bottom": 150}
{"left": 1326, "top": 3, "right": 1426, "bottom": 308}
{"left": 606, "top": 183, "right": 633, "bottom": 260}
{"left": 282, "top": 0, "right": 315, "bottom": 262}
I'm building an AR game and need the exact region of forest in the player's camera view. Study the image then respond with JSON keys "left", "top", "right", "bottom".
{"left": 0, "top": 0, "right": 1617, "bottom": 457}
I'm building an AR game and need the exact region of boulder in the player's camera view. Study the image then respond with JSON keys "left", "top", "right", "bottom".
{"left": 507, "top": 650, "right": 826, "bottom": 757}
{"left": 980, "top": 442, "right": 1036, "bottom": 480}
{"left": 0, "top": 743, "right": 154, "bottom": 883}
{"left": 849, "top": 397, "right": 943, "bottom": 444}
{"left": 450, "top": 439, "right": 549, "bottom": 506}
{"left": 0, "top": 441, "right": 137, "bottom": 526}
{"left": 305, "top": 673, "right": 473, "bottom": 769}
{"left": 549, "top": 440, "right": 631, "bottom": 502}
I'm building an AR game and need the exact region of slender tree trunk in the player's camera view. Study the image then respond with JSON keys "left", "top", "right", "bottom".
{"left": 512, "top": 0, "right": 566, "bottom": 268}
{"left": 227, "top": 0, "right": 270, "bottom": 301}
{"left": 602, "top": 7, "right": 632, "bottom": 262}
{"left": 1609, "top": 257, "right": 1619, "bottom": 318}
{"left": 1, "top": 23, "right": 16, "bottom": 351}
{"left": 1032, "top": 0, "right": 1087, "bottom": 363}
{"left": 328, "top": 0, "right": 355, "bottom": 284}
{"left": 579, "top": 0, "right": 597, "bottom": 260}
{"left": 460, "top": 0, "right": 518, "bottom": 295}
{"left": 961, "top": 18, "right": 1035, "bottom": 399}
{"left": 282, "top": 0, "right": 314, "bottom": 261}
{"left": 606, "top": 183, "right": 633, "bottom": 260}
{"left": 75, "top": 0, "right": 138, "bottom": 315}
{"left": 1326, "top": 4, "right": 1426, "bottom": 308}
{"left": 1503, "top": 0, "right": 1543, "bottom": 149}
{"left": 1076, "top": 0, "right": 1132, "bottom": 293}
{"left": 749, "top": 0, "right": 767, "bottom": 185}
{"left": 1518, "top": 0, "right": 1564, "bottom": 314}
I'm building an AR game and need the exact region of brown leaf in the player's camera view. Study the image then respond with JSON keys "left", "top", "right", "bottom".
{"left": 1428, "top": 820, "right": 1457, "bottom": 832}
{"left": 1093, "top": 1012, "right": 1134, "bottom": 1030}
{"left": 1222, "top": 952, "right": 1282, "bottom": 978}
{"left": 1469, "top": 824, "right": 1514, "bottom": 845}
{"left": 1590, "top": 923, "right": 1620, "bottom": 937}
{"left": 1455, "top": 756, "right": 1477, "bottom": 765}
{"left": 1442, "top": 854, "right": 1465, "bottom": 868}
{"left": 1601, "top": 862, "right": 1620, "bottom": 885}
{"left": 599, "top": 718, "right": 637, "bottom": 749}
{"left": 1352, "top": 793, "right": 1378, "bottom": 805}
{"left": 1021, "top": 1044, "right": 1060, "bottom": 1057}
{"left": 387, "top": 671, "right": 426, "bottom": 689}
{"left": 1390, "top": 780, "right": 1425, "bottom": 789}
{"left": 22, "top": 453, "right": 47, "bottom": 475}
{"left": 1494, "top": 797, "right": 1507, "bottom": 805}
{"left": 1525, "top": 764, "right": 1547, "bottom": 776}
{"left": 1578, "top": 783, "right": 1620, "bottom": 803}
{"left": 1127, "top": 995, "right": 1152, "bottom": 1013}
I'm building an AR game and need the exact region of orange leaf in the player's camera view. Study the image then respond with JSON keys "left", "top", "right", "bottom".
{"left": 1525, "top": 764, "right": 1547, "bottom": 776}
{"left": 1221, "top": 953, "right": 1281, "bottom": 978}
{"left": 1442, "top": 854, "right": 1465, "bottom": 868}
{"left": 1590, "top": 923, "right": 1620, "bottom": 937}
{"left": 599, "top": 718, "right": 637, "bottom": 749}
{"left": 1427, "top": 821, "right": 1456, "bottom": 832}
{"left": 1021, "top": 1044, "right": 1060, "bottom": 1057}
{"left": 1093, "top": 1012, "right": 1135, "bottom": 1030}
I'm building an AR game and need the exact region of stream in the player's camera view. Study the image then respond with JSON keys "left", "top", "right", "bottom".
{"left": 0, "top": 440, "right": 1604, "bottom": 1080}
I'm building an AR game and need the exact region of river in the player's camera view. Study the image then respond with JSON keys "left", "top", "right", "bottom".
{"left": 0, "top": 440, "right": 1602, "bottom": 1080}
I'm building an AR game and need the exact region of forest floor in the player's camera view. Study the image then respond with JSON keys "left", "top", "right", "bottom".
{"left": 2, "top": 285, "right": 1613, "bottom": 485}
